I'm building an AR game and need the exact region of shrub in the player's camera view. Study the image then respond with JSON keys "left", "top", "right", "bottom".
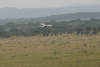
{"left": 84, "top": 43, "right": 87, "bottom": 46}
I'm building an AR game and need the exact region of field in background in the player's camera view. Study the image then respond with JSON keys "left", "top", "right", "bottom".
{"left": 0, "top": 33, "right": 100, "bottom": 67}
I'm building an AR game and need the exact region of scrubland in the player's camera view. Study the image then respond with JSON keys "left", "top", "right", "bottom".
{"left": 0, "top": 33, "right": 100, "bottom": 67}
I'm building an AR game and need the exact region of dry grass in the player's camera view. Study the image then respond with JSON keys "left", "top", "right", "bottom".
{"left": 0, "top": 33, "right": 100, "bottom": 67}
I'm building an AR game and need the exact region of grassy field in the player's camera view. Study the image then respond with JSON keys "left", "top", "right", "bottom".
{"left": 0, "top": 33, "right": 100, "bottom": 67}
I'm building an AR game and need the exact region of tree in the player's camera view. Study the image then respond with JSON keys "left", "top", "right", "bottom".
{"left": 10, "top": 28, "right": 23, "bottom": 36}
{"left": 86, "top": 27, "right": 92, "bottom": 33}
{"left": 75, "top": 28, "right": 83, "bottom": 35}
{"left": 92, "top": 27, "right": 98, "bottom": 34}
{"left": 98, "top": 27, "right": 100, "bottom": 31}
{"left": 0, "top": 31, "right": 10, "bottom": 38}
{"left": 51, "top": 20, "right": 56, "bottom": 22}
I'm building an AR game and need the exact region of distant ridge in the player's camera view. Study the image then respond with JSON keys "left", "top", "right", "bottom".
{"left": 0, "top": 12, "right": 100, "bottom": 24}
{"left": 0, "top": 5, "right": 100, "bottom": 19}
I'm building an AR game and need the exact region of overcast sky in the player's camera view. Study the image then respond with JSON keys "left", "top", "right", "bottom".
{"left": 0, "top": 0, "right": 100, "bottom": 8}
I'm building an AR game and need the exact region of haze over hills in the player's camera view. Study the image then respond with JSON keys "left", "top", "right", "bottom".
{"left": 0, "top": 5, "right": 100, "bottom": 19}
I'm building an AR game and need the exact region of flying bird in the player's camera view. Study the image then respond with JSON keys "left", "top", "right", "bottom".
{"left": 40, "top": 23, "right": 52, "bottom": 27}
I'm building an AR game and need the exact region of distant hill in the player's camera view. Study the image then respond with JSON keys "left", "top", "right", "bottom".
{"left": 0, "top": 5, "right": 100, "bottom": 19}
{"left": 0, "top": 12, "right": 100, "bottom": 24}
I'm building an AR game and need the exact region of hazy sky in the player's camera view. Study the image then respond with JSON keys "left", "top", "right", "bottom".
{"left": 0, "top": 0, "right": 100, "bottom": 8}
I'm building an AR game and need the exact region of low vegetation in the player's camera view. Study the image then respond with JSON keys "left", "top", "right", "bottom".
{"left": 0, "top": 33, "right": 100, "bottom": 67}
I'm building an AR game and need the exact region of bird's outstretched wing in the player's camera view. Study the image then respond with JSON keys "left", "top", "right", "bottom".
{"left": 40, "top": 23, "right": 52, "bottom": 27}
{"left": 47, "top": 25, "right": 52, "bottom": 27}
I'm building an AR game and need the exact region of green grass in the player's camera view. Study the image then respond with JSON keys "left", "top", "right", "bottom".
{"left": 0, "top": 33, "right": 100, "bottom": 67}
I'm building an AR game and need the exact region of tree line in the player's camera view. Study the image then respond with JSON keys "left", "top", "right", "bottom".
{"left": 0, "top": 17, "right": 100, "bottom": 38}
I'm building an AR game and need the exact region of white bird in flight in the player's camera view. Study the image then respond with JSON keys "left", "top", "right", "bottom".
{"left": 40, "top": 23, "right": 52, "bottom": 27}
